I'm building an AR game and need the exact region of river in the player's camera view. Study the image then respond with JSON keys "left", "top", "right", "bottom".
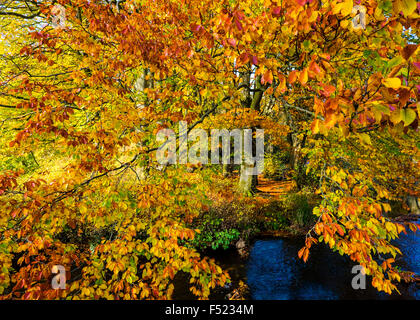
{"left": 247, "top": 230, "right": 420, "bottom": 300}
{"left": 174, "top": 226, "right": 420, "bottom": 300}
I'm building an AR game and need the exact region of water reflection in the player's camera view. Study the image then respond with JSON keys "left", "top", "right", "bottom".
{"left": 247, "top": 231, "right": 420, "bottom": 300}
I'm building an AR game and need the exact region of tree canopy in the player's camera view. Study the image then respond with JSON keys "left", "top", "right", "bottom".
{"left": 0, "top": 0, "right": 419, "bottom": 299}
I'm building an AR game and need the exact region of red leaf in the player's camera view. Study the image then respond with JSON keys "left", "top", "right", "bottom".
{"left": 227, "top": 38, "right": 237, "bottom": 47}
{"left": 401, "top": 44, "right": 418, "bottom": 60}
{"left": 235, "top": 19, "right": 243, "bottom": 31}
{"left": 261, "top": 70, "right": 273, "bottom": 84}
{"left": 251, "top": 55, "right": 258, "bottom": 65}
{"left": 190, "top": 24, "right": 202, "bottom": 33}
{"left": 320, "top": 84, "right": 336, "bottom": 97}
{"left": 309, "top": 60, "right": 322, "bottom": 74}
{"left": 272, "top": 6, "right": 281, "bottom": 17}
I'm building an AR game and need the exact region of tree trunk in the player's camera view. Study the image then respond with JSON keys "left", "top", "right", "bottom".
{"left": 237, "top": 72, "right": 263, "bottom": 195}
{"left": 223, "top": 163, "right": 233, "bottom": 177}
{"left": 132, "top": 69, "right": 149, "bottom": 179}
{"left": 406, "top": 196, "right": 420, "bottom": 215}
{"left": 289, "top": 133, "right": 302, "bottom": 170}
{"left": 238, "top": 163, "right": 257, "bottom": 194}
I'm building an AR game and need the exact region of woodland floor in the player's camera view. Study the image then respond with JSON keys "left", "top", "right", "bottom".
{"left": 255, "top": 175, "right": 295, "bottom": 198}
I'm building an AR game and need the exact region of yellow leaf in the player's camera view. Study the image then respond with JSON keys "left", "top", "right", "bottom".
{"left": 79, "top": 204, "right": 88, "bottom": 214}
{"left": 311, "top": 119, "right": 320, "bottom": 134}
{"left": 400, "top": 0, "right": 417, "bottom": 17}
{"left": 385, "top": 222, "right": 395, "bottom": 233}
{"left": 340, "top": 20, "right": 349, "bottom": 28}
{"left": 374, "top": 7, "right": 385, "bottom": 21}
{"left": 382, "top": 77, "right": 401, "bottom": 89}
{"left": 382, "top": 203, "right": 391, "bottom": 212}
{"left": 70, "top": 282, "right": 79, "bottom": 291}
{"left": 341, "top": 0, "right": 354, "bottom": 16}
{"left": 390, "top": 108, "right": 402, "bottom": 124}
{"left": 332, "top": 3, "right": 343, "bottom": 15}
{"left": 359, "top": 133, "right": 371, "bottom": 145}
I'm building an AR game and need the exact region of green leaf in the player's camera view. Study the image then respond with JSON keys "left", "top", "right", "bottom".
{"left": 387, "top": 56, "right": 403, "bottom": 70}
{"left": 400, "top": 108, "right": 416, "bottom": 126}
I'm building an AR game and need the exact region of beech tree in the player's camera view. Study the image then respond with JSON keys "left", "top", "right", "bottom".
{"left": 0, "top": 0, "right": 419, "bottom": 299}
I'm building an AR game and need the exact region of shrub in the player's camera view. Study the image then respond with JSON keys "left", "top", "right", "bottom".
{"left": 192, "top": 218, "right": 241, "bottom": 250}
{"left": 282, "top": 191, "right": 318, "bottom": 229}
{"left": 189, "top": 198, "right": 262, "bottom": 250}
{"left": 264, "top": 150, "right": 290, "bottom": 181}
{"left": 259, "top": 200, "right": 289, "bottom": 231}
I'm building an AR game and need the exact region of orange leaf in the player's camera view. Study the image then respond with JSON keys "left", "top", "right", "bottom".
{"left": 299, "top": 68, "right": 308, "bottom": 85}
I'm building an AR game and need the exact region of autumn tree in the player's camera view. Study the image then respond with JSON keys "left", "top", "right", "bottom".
{"left": 0, "top": 0, "right": 419, "bottom": 299}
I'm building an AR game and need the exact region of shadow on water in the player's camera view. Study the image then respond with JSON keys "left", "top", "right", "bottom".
{"left": 172, "top": 247, "right": 247, "bottom": 300}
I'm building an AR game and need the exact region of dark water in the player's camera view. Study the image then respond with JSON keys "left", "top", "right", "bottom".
{"left": 247, "top": 231, "right": 420, "bottom": 300}
{"left": 173, "top": 226, "right": 420, "bottom": 300}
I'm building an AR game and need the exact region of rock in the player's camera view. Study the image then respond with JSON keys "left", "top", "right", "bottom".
{"left": 223, "top": 283, "right": 233, "bottom": 290}
{"left": 235, "top": 239, "right": 249, "bottom": 258}
{"left": 238, "top": 248, "right": 249, "bottom": 258}
{"left": 236, "top": 239, "right": 246, "bottom": 250}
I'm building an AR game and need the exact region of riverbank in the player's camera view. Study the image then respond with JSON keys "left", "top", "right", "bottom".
{"left": 182, "top": 172, "right": 420, "bottom": 299}
{"left": 184, "top": 207, "right": 420, "bottom": 300}
{"left": 193, "top": 220, "right": 420, "bottom": 300}
{"left": 189, "top": 182, "right": 320, "bottom": 254}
